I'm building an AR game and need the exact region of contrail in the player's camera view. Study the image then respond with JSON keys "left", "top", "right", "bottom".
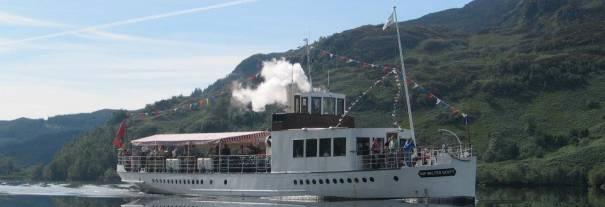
{"left": 0, "top": 0, "right": 256, "bottom": 46}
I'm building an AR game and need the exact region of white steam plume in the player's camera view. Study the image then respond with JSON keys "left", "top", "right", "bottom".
{"left": 232, "top": 58, "right": 311, "bottom": 111}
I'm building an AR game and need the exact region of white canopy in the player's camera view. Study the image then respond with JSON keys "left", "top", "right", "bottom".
{"left": 130, "top": 131, "right": 270, "bottom": 146}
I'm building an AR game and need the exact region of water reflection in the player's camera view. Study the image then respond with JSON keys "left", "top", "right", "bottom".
{"left": 1, "top": 186, "right": 604, "bottom": 207}
{"left": 477, "top": 187, "right": 605, "bottom": 207}
{"left": 122, "top": 196, "right": 458, "bottom": 207}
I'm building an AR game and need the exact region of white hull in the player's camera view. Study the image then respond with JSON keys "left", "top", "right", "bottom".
{"left": 118, "top": 157, "right": 475, "bottom": 199}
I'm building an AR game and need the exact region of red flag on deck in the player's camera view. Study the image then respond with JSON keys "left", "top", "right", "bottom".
{"left": 113, "top": 120, "right": 126, "bottom": 149}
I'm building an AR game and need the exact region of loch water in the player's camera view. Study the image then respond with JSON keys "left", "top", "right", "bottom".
{"left": 0, "top": 183, "right": 603, "bottom": 207}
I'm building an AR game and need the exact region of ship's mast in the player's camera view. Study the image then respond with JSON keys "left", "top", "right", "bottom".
{"left": 305, "top": 38, "right": 312, "bottom": 91}
{"left": 393, "top": 6, "right": 417, "bottom": 144}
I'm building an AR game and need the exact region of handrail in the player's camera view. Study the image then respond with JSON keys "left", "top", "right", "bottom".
{"left": 118, "top": 155, "right": 271, "bottom": 174}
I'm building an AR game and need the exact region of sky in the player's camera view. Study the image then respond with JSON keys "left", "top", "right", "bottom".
{"left": 0, "top": 0, "right": 473, "bottom": 120}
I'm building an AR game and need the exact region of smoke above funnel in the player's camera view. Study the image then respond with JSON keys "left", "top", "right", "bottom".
{"left": 232, "top": 58, "right": 311, "bottom": 111}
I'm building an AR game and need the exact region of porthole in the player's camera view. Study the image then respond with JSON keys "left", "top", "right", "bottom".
{"left": 312, "top": 179, "right": 316, "bottom": 184}
{"left": 362, "top": 177, "right": 367, "bottom": 183}
{"left": 294, "top": 180, "right": 298, "bottom": 185}
{"left": 347, "top": 178, "right": 352, "bottom": 183}
{"left": 187, "top": 180, "right": 191, "bottom": 184}
{"left": 299, "top": 179, "right": 304, "bottom": 185}
{"left": 306, "top": 179, "right": 310, "bottom": 185}
{"left": 210, "top": 180, "right": 213, "bottom": 185}
{"left": 201, "top": 180, "right": 204, "bottom": 184}
{"left": 326, "top": 179, "right": 330, "bottom": 184}
{"left": 393, "top": 176, "right": 399, "bottom": 182}
{"left": 224, "top": 179, "right": 228, "bottom": 185}
{"left": 354, "top": 178, "right": 359, "bottom": 183}
{"left": 319, "top": 179, "right": 323, "bottom": 184}
{"left": 369, "top": 177, "right": 375, "bottom": 182}
{"left": 196, "top": 180, "right": 199, "bottom": 185}
{"left": 333, "top": 179, "right": 338, "bottom": 184}
{"left": 339, "top": 178, "right": 344, "bottom": 184}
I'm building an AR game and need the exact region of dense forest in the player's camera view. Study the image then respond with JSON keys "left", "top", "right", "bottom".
{"left": 7, "top": 0, "right": 605, "bottom": 189}
{"left": 0, "top": 109, "right": 115, "bottom": 179}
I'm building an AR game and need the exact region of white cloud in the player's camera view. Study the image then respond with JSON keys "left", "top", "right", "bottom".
{"left": 0, "top": 11, "right": 66, "bottom": 27}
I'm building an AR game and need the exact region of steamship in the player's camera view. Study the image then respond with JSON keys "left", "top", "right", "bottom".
{"left": 117, "top": 7, "right": 476, "bottom": 201}
{"left": 117, "top": 89, "right": 476, "bottom": 200}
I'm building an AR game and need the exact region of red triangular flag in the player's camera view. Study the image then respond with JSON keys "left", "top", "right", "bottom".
{"left": 113, "top": 120, "right": 126, "bottom": 149}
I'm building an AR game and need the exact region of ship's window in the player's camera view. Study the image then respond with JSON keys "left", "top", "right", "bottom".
{"left": 294, "top": 95, "right": 301, "bottom": 113}
{"left": 347, "top": 178, "right": 352, "bottom": 183}
{"left": 369, "top": 177, "right": 375, "bottom": 182}
{"left": 319, "top": 138, "right": 331, "bottom": 157}
{"left": 196, "top": 180, "right": 199, "bottom": 185}
{"left": 311, "top": 97, "right": 322, "bottom": 114}
{"left": 210, "top": 180, "right": 213, "bottom": 185}
{"left": 306, "top": 179, "right": 310, "bottom": 185}
{"left": 300, "top": 179, "right": 304, "bottom": 185}
{"left": 319, "top": 179, "right": 323, "bottom": 184}
{"left": 201, "top": 180, "right": 204, "bottom": 184}
{"left": 322, "top": 97, "right": 335, "bottom": 115}
{"left": 333, "top": 178, "right": 338, "bottom": 184}
{"left": 294, "top": 180, "right": 297, "bottom": 185}
{"left": 305, "top": 139, "right": 318, "bottom": 157}
{"left": 337, "top": 98, "right": 345, "bottom": 115}
{"left": 356, "top": 137, "right": 370, "bottom": 155}
{"left": 333, "top": 137, "right": 346, "bottom": 156}
{"left": 325, "top": 179, "right": 330, "bottom": 184}
{"left": 224, "top": 179, "right": 228, "bottom": 185}
{"left": 293, "top": 140, "right": 304, "bottom": 158}
{"left": 301, "top": 97, "right": 309, "bottom": 113}
{"left": 393, "top": 176, "right": 399, "bottom": 182}
{"left": 354, "top": 178, "right": 359, "bottom": 183}
{"left": 312, "top": 179, "right": 316, "bottom": 184}
{"left": 362, "top": 177, "right": 367, "bottom": 183}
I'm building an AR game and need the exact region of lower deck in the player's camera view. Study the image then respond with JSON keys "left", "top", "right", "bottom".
{"left": 118, "top": 155, "right": 476, "bottom": 199}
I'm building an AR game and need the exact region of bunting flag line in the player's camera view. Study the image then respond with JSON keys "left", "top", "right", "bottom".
{"left": 336, "top": 70, "right": 395, "bottom": 127}
{"left": 315, "top": 47, "right": 470, "bottom": 124}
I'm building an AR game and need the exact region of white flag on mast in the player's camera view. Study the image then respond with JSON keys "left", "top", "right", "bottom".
{"left": 382, "top": 11, "right": 395, "bottom": 30}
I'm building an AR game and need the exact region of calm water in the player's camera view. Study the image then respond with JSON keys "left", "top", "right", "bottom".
{"left": 0, "top": 183, "right": 604, "bottom": 207}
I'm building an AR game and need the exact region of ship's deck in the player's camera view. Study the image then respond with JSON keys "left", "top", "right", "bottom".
{"left": 118, "top": 145, "right": 473, "bottom": 174}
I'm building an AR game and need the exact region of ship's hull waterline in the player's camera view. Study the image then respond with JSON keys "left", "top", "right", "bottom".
{"left": 118, "top": 157, "right": 475, "bottom": 199}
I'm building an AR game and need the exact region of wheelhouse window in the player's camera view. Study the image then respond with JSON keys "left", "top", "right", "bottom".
{"left": 301, "top": 97, "right": 309, "bottom": 113}
{"left": 333, "top": 137, "right": 346, "bottom": 156}
{"left": 305, "top": 139, "right": 318, "bottom": 157}
{"left": 311, "top": 97, "right": 322, "bottom": 114}
{"left": 356, "top": 137, "right": 370, "bottom": 155}
{"left": 337, "top": 98, "right": 345, "bottom": 115}
{"left": 319, "top": 138, "right": 332, "bottom": 157}
{"left": 293, "top": 140, "right": 304, "bottom": 158}
{"left": 322, "top": 97, "right": 335, "bottom": 115}
{"left": 294, "top": 95, "right": 300, "bottom": 113}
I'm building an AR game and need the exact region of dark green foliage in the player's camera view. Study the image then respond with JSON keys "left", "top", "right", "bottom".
{"left": 0, "top": 158, "right": 15, "bottom": 175}
{"left": 0, "top": 110, "right": 114, "bottom": 167}
{"left": 589, "top": 166, "right": 605, "bottom": 189}
{"left": 483, "top": 130, "right": 520, "bottom": 162}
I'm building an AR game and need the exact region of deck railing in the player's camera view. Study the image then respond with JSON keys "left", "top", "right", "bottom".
{"left": 358, "top": 144, "right": 473, "bottom": 170}
{"left": 118, "top": 155, "right": 271, "bottom": 174}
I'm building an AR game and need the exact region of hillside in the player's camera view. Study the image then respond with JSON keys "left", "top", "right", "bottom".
{"left": 0, "top": 109, "right": 115, "bottom": 178}
{"left": 40, "top": 0, "right": 605, "bottom": 187}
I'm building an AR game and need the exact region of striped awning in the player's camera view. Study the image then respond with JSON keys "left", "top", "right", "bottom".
{"left": 130, "top": 131, "right": 270, "bottom": 146}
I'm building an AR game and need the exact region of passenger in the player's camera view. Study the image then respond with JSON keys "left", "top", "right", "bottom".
{"left": 371, "top": 138, "right": 381, "bottom": 169}
{"left": 403, "top": 139, "right": 415, "bottom": 167}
